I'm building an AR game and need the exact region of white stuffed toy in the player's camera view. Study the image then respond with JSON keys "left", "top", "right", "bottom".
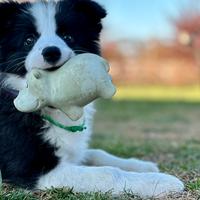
{"left": 14, "top": 53, "right": 116, "bottom": 121}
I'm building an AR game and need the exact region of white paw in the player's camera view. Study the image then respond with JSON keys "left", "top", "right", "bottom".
{"left": 124, "top": 172, "right": 184, "bottom": 198}
{"left": 143, "top": 173, "right": 184, "bottom": 198}
{"left": 123, "top": 158, "right": 159, "bottom": 172}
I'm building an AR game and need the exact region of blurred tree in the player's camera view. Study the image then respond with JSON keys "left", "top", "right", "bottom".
{"left": 171, "top": 0, "right": 200, "bottom": 78}
{"left": 169, "top": 0, "right": 200, "bottom": 82}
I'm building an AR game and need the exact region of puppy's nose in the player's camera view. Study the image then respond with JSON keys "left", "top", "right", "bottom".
{"left": 42, "top": 46, "right": 61, "bottom": 64}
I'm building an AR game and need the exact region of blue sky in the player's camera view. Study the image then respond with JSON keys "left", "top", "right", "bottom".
{"left": 96, "top": 0, "right": 196, "bottom": 41}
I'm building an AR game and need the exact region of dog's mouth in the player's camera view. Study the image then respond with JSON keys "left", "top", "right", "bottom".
{"left": 46, "top": 66, "right": 61, "bottom": 72}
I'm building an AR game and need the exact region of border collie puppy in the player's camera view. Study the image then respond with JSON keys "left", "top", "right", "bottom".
{"left": 0, "top": 0, "right": 183, "bottom": 198}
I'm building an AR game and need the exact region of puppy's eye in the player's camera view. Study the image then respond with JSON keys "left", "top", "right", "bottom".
{"left": 24, "top": 35, "right": 36, "bottom": 47}
{"left": 61, "top": 33, "right": 74, "bottom": 43}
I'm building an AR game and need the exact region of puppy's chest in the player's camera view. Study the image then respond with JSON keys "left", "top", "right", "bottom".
{"left": 44, "top": 127, "right": 89, "bottom": 164}
{"left": 42, "top": 108, "right": 92, "bottom": 164}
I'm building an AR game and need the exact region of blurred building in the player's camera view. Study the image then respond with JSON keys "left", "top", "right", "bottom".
{"left": 103, "top": 39, "right": 199, "bottom": 85}
{"left": 102, "top": 3, "right": 200, "bottom": 86}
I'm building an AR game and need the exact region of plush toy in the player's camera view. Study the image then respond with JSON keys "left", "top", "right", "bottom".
{"left": 14, "top": 53, "right": 116, "bottom": 121}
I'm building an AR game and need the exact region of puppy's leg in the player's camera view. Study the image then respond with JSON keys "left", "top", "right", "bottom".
{"left": 37, "top": 163, "right": 184, "bottom": 198}
{"left": 84, "top": 149, "right": 159, "bottom": 172}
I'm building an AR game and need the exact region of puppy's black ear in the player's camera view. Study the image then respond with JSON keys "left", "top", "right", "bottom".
{"left": 0, "top": 2, "right": 25, "bottom": 37}
{"left": 74, "top": 0, "right": 107, "bottom": 23}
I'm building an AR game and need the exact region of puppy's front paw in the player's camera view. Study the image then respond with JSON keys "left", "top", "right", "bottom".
{"left": 123, "top": 158, "right": 159, "bottom": 172}
{"left": 140, "top": 173, "right": 184, "bottom": 198}
{"left": 123, "top": 172, "right": 184, "bottom": 198}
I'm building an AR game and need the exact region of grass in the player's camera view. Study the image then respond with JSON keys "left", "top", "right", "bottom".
{"left": 1, "top": 86, "right": 200, "bottom": 199}
{"left": 114, "top": 85, "right": 200, "bottom": 102}
{"left": 93, "top": 99, "right": 200, "bottom": 200}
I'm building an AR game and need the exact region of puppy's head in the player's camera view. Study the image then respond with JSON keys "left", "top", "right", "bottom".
{"left": 0, "top": 0, "right": 106, "bottom": 77}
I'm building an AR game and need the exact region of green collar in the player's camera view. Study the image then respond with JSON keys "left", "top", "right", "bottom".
{"left": 42, "top": 114, "right": 86, "bottom": 133}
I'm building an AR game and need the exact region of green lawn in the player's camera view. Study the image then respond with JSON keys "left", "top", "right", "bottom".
{"left": 114, "top": 85, "right": 200, "bottom": 102}
{"left": 1, "top": 97, "right": 200, "bottom": 199}
{"left": 93, "top": 100, "right": 200, "bottom": 200}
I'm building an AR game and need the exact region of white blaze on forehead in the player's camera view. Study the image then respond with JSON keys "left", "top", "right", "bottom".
{"left": 30, "top": 1, "right": 57, "bottom": 35}
{"left": 25, "top": 1, "right": 74, "bottom": 71}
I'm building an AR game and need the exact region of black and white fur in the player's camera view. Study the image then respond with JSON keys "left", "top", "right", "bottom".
{"left": 0, "top": 0, "right": 184, "bottom": 198}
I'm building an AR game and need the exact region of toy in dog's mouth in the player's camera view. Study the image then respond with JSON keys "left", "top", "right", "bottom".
{"left": 14, "top": 53, "right": 116, "bottom": 121}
